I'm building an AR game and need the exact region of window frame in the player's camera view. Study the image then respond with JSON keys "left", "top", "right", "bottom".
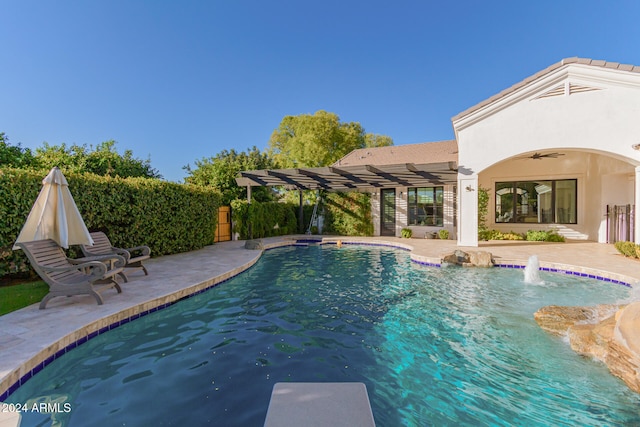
{"left": 407, "top": 186, "right": 444, "bottom": 227}
{"left": 494, "top": 179, "right": 577, "bottom": 225}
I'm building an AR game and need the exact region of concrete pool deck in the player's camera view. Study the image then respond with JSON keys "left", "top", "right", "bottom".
{"left": 2, "top": 235, "right": 640, "bottom": 401}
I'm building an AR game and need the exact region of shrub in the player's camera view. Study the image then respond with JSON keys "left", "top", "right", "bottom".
{"left": 401, "top": 228, "right": 413, "bottom": 238}
{"left": 525, "top": 230, "right": 548, "bottom": 241}
{"left": 526, "top": 229, "right": 565, "bottom": 242}
{"left": 438, "top": 229, "right": 449, "bottom": 240}
{"left": 478, "top": 229, "right": 524, "bottom": 241}
{"left": 545, "top": 232, "right": 565, "bottom": 242}
{"left": 502, "top": 232, "right": 525, "bottom": 241}
{"left": 477, "top": 186, "right": 489, "bottom": 234}
{"left": 615, "top": 241, "right": 638, "bottom": 258}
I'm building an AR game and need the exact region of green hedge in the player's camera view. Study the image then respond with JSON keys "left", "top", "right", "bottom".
{"left": 322, "top": 192, "right": 373, "bottom": 236}
{"left": 1, "top": 168, "right": 220, "bottom": 277}
{"left": 231, "top": 192, "right": 373, "bottom": 239}
{"left": 231, "top": 200, "right": 298, "bottom": 239}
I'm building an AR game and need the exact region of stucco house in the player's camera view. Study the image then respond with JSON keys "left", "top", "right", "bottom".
{"left": 238, "top": 57, "right": 640, "bottom": 247}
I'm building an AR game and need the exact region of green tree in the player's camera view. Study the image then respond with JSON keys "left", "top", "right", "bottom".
{"left": 34, "top": 140, "right": 161, "bottom": 179}
{"left": 184, "top": 146, "right": 275, "bottom": 205}
{"left": 364, "top": 133, "right": 394, "bottom": 148}
{"left": 0, "top": 133, "right": 36, "bottom": 167}
{"left": 268, "top": 110, "right": 367, "bottom": 168}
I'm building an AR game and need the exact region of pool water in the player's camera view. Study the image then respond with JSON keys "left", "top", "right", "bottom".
{"left": 8, "top": 245, "right": 640, "bottom": 426}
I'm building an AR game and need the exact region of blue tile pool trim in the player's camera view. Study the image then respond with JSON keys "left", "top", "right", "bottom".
{"left": 494, "top": 263, "right": 633, "bottom": 287}
{"left": 1, "top": 262, "right": 259, "bottom": 401}
{"left": 411, "top": 259, "right": 443, "bottom": 267}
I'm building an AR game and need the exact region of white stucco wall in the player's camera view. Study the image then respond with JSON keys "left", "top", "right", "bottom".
{"left": 454, "top": 63, "right": 640, "bottom": 245}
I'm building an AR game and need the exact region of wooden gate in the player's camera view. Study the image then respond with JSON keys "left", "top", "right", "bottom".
{"left": 214, "top": 206, "right": 232, "bottom": 242}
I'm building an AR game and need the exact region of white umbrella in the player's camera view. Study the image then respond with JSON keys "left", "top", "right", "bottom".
{"left": 13, "top": 167, "right": 94, "bottom": 249}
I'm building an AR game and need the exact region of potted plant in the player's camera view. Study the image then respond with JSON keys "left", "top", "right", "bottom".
{"left": 438, "top": 229, "right": 450, "bottom": 240}
{"left": 401, "top": 228, "right": 413, "bottom": 238}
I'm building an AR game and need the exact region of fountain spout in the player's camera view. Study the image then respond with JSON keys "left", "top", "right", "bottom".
{"left": 524, "top": 255, "right": 544, "bottom": 284}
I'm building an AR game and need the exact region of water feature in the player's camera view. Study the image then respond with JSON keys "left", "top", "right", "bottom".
{"left": 523, "top": 254, "right": 544, "bottom": 284}
{"left": 6, "top": 245, "right": 638, "bottom": 426}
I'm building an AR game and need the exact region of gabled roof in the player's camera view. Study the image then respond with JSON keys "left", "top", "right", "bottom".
{"left": 236, "top": 140, "right": 459, "bottom": 191}
{"left": 452, "top": 57, "right": 640, "bottom": 122}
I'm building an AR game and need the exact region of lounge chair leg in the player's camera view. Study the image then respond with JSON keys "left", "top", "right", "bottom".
{"left": 114, "top": 283, "right": 122, "bottom": 293}
{"left": 91, "top": 291, "right": 104, "bottom": 305}
{"left": 39, "top": 294, "right": 54, "bottom": 310}
{"left": 142, "top": 265, "right": 149, "bottom": 276}
{"left": 118, "top": 271, "right": 128, "bottom": 283}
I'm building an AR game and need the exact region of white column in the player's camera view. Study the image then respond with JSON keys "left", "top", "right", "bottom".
{"left": 457, "top": 175, "right": 479, "bottom": 247}
{"left": 635, "top": 166, "right": 640, "bottom": 243}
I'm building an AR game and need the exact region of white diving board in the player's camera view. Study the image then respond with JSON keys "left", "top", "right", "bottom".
{"left": 264, "top": 382, "right": 376, "bottom": 427}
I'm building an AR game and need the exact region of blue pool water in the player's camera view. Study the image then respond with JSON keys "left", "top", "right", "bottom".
{"left": 7, "top": 245, "right": 640, "bottom": 426}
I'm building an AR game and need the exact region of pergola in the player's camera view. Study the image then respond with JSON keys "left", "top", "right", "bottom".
{"left": 236, "top": 161, "right": 459, "bottom": 234}
{"left": 235, "top": 161, "right": 459, "bottom": 193}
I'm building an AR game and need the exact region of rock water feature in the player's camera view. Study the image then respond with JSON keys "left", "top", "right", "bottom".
{"left": 530, "top": 255, "right": 640, "bottom": 393}
{"left": 534, "top": 303, "right": 640, "bottom": 393}
{"left": 440, "top": 249, "right": 494, "bottom": 267}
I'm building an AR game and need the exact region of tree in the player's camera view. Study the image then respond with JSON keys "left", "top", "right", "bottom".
{"left": 364, "top": 133, "right": 394, "bottom": 148}
{"left": 0, "top": 133, "right": 36, "bottom": 167}
{"left": 184, "top": 146, "right": 275, "bottom": 205}
{"left": 268, "top": 110, "right": 367, "bottom": 168}
{"left": 34, "top": 140, "right": 162, "bottom": 179}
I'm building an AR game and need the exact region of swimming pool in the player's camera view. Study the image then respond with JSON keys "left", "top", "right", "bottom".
{"left": 7, "top": 245, "right": 640, "bottom": 426}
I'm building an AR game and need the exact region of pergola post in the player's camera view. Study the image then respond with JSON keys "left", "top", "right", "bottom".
{"left": 299, "top": 190, "right": 304, "bottom": 234}
{"left": 247, "top": 185, "right": 252, "bottom": 240}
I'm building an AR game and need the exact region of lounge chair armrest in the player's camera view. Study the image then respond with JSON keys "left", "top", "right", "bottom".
{"left": 124, "top": 245, "right": 150, "bottom": 257}
{"left": 71, "top": 254, "right": 127, "bottom": 269}
{"left": 84, "top": 247, "right": 131, "bottom": 263}
{"left": 41, "top": 261, "right": 107, "bottom": 279}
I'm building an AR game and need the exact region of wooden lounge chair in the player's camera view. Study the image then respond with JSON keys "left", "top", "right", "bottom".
{"left": 15, "top": 239, "right": 125, "bottom": 309}
{"left": 81, "top": 232, "right": 150, "bottom": 282}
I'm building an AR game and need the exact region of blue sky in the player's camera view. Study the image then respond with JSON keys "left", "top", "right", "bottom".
{"left": 2, "top": 1, "right": 640, "bottom": 182}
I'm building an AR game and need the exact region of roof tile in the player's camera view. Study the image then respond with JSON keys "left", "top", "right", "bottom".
{"left": 334, "top": 140, "right": 458, "bottom": 167}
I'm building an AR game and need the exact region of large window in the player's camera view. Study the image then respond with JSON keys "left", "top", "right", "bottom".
{"left": 408, "top": 187, "right": 444, "bottom": 226}
{"left": 495, "top": 179, "right": 577, "bottom": 224}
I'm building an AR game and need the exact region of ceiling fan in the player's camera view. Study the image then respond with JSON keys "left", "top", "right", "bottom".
{"left": 516, "top": 152, "right": 565, "bottom": 160}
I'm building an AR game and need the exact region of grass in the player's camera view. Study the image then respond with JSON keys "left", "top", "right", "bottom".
{"left": 0, "top": 280, "right": 48, "bottom": 315}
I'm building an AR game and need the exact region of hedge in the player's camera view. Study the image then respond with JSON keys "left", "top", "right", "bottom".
{"left": 231, "top": 200, "right": 298, "bottom": 239}
{"left": 322, "top": 192, "right": 373, "bottom": 236}
{"left": 231, "top": 192, "right": 373, "bottom": 239}
{"left": 1, "top": 168, "right": 221, "bottom": 277}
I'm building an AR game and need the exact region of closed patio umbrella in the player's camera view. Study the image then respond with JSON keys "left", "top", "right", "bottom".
{"left": 13, "top": 167, "right": 94, "bottom": 249}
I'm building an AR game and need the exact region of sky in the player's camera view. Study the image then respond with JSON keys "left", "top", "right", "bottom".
{"left": 2, "top": 1, "right": 640, "bottom": 182}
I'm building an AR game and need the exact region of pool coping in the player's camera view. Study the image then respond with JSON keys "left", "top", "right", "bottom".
{"left": 1, "top": 236, "right": 637, "bottom": 400}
